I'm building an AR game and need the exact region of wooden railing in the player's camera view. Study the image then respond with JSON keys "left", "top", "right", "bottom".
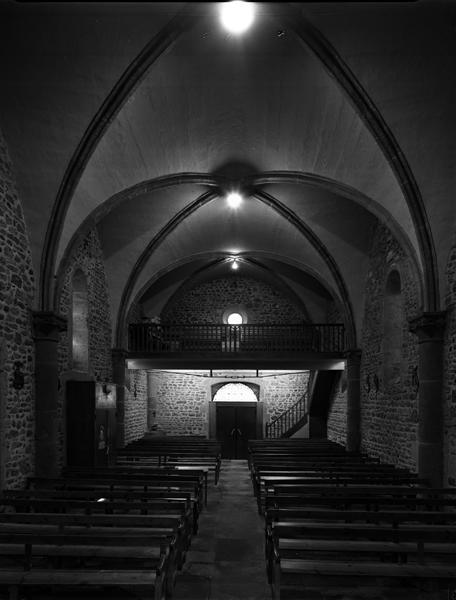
{"left": 128, "top": 323, "right": 345, "bottom": 354}
{"left": 266, "top": 391, "right": 308, "bottom": 438}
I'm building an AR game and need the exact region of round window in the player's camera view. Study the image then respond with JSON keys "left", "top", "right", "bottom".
{"left": 227, "top": 312, "right": 243, "bottom": 325}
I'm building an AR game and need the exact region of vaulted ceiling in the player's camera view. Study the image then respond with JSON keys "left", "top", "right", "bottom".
{"left": 0, "top": 1, "right": 454, "bottom": 346}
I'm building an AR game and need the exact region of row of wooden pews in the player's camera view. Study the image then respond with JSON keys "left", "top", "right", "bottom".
{"left": 248, "top": 438, "right": 456, "bottom": 600}
{"left": 0, "top": 444, "right": 211, "bottom": 599}
{"left": 116, "top": 435, "right": 222, "bottom": 484}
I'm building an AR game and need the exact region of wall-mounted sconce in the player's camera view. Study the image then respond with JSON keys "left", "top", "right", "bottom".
{"left": 12, "top": 361, "right": 25, "bottom": 390}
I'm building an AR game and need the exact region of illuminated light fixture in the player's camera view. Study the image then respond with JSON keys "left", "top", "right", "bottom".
{"left": 230, "top": 257, "right": 240, "bottom": 270}
{"left": 220, "top": 1, "right": 255, "bottom": 35}
{"left": 226, "top": 192, "right": 243, "bottom": 209}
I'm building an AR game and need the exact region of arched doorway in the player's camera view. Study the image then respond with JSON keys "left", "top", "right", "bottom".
{"left": 211, "top": 383, "right": 262, "bottom": 459}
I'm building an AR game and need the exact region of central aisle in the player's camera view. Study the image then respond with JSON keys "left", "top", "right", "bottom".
{"left": 173, "top": 459, "right": 272, "bottom": 600}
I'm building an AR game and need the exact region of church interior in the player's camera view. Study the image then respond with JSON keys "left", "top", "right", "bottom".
{"left": 0, "top": 0, "right": 456, "bottom": 598}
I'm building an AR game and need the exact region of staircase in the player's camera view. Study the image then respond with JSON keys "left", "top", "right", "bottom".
{"left": 265, "top": 390, "right": 308, "bottom": 438}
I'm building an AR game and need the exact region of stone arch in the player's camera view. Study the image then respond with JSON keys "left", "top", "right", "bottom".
{"left": 39, "top": 4, "right": 438, "bottom": 318}
{"left": 212, "top": 382, "right": 259, "bottom": 402}
{"left": 383, "top": 268, "right": 404, "bottom": 388}
{"left": 71, "top": 269, "right": 89, "bottom": 372}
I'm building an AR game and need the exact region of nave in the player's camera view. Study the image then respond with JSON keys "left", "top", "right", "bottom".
{"left": 1, "top": 438, "right": 456, "bottom": 600}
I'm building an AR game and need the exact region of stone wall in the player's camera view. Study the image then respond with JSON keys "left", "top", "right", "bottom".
{"left": 124, "top": 369, "right": 148, "bottom": 445}
{"left": 444, "top": 237, "right": 456, "bottom": 485}
{"left": 151, "top": 371, "right": 209, "bottom": 436}
{"left": 57, "top": 228, "right": 113, "bottom": 467}
{"left": 261, "top": 371, "right": 310, "bottom": 423}
{"left": 57, "top": 229, "right": 113, "bottom": 381}
{"left": 359, "top": 224, "right": 420, "bottom": 469}
{"left": 0, "top": 129, "right": 36, "bottom": 489}
{"left": 327, "top": 370, "right": 347, "bottom": 446}
{"left": 161, "top": 276, "right": 307, "bottom": 324}
{"left": 149, "top": 370, "right": 309, "bottom": 436}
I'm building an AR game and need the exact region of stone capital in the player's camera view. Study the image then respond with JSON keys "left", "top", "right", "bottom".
{"left": 33, "top": 311, "right": 67, "bottom": 341}
{"left": 408, "top": 311, "right": 446, "bottom": 341}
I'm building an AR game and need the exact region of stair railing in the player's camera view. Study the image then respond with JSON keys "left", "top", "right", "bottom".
{"left": 265, "top": 388, "right": 309, "bottom": 438}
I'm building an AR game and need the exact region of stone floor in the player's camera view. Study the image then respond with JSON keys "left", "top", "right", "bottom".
{"left": 173, "top": 459, "right": 272, "bottom": 600}
{"left": 173, "top": 460, "right": 451, "bottom": 600}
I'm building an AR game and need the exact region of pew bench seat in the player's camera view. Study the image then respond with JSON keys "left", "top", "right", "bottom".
{"left": 0, "top": 568, "right": 165, "bottom": 600}
{"left": 272, "top": 557, "right": 456, "bottom": 600}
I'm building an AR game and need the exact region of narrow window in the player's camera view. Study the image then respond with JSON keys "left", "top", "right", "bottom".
{"left": 71, "top": 269, "right": 89, "bottom": 372}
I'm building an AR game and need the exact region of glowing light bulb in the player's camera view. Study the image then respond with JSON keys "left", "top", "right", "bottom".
{"left": 220, "top": 1, "right": 255, "bottom": 35}
{"left": 231, "top": 259, "right": 239, "bottom": 270}
{"left": 226, "top": 192, "right": 243, "bottom": 208}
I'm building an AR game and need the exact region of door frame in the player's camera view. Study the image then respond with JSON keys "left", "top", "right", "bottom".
{"left": 208, "top": 401, "right": 264, "bottom": 439}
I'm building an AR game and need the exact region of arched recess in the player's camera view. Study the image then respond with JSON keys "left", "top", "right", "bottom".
{"left": 121, "top": 251, "right": 348, "bottom": 350}
{"left": 114, "top": 188, "right": 358, "bottom": 348}
{"left": 39, "top": 3, "right": 438, "bottom": 318}
{"left": 212, "top": 382, "right": 259, "bottom": 402}
{"left": 383, "top": 269, "right": 403, "bottom": 388}
{"left": 71, "top": 269, "right": 89, "bottom": 372}
{"left": 157, "top": 257, "right": 312, "bottom": 325}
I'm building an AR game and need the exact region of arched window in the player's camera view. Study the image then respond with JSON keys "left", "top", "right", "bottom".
{"left": 213, "top": 383, "right": 258, "bottom": 402}
{"left": 71, "top": 269, "right": 89, "bottom": 372}
{"left": 227, "top": 312, "right": 243, "bottom": 325}
{"left": 222, "top": 305, "right": 248, "bottom": 324}
{"left": 383, "top": 269, "right": 403, "bottom": 386}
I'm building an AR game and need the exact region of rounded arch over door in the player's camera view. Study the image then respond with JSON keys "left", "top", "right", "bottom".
{"left": 212, "top": 382, "right": 259, "bottom": 402}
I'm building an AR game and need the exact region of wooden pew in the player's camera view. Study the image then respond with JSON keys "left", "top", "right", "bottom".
{"left": 119, "top": 436, "right": 222, "bottom": 483}
{"left": 268, "top": 518, "right": 456, "bottom": 599}
{"left": 0, "top": 531, "right": 171, "bottom": 600}
{"left": 0, "top": 511, "right": 189, "bottom": 568}
{"left": 250, "top": 438, "right": 456, "bottom": 599}
{"left": 271, "top": 555, "right": 456, "bottom": 600}
{"left": 117, "top": 451, "right": 221, "bottom": 485}
{"left": 0, "top": 494, "right": 197, "bottom": 536}
{"left": 28, "top": 475, "right": 204, "bottom": 511}
{"left": 62, "top": 465, "right": 209, "bottom": 506}
{"left": 256, "top": 473, "right": 427, "bottom": 514}
{"left": 5, "top": 487, "right": 201, "bottom": 532}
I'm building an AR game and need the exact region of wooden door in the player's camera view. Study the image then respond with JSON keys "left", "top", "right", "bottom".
{"left": 216, "top": 404, "right": 257, "bottom": 459}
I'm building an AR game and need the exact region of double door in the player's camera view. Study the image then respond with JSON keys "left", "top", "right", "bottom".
{"left": 216, "top": 404, "right": 257, "bottom": 459}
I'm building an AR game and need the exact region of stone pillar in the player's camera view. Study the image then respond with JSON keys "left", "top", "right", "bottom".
{"left": 147, "top": 371, "right": 156, "bottom": 431}
{"left": 33, "top": 311, "right": 67, "bottom": 477}
{"left": 112, "top": 348, "right": 127, "bottom": 448}
{"left": 345, "top": 349, "right": 362, "bottom": 453}
{"left": 409, "top": 312, "right": 446, "bottom": 488}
